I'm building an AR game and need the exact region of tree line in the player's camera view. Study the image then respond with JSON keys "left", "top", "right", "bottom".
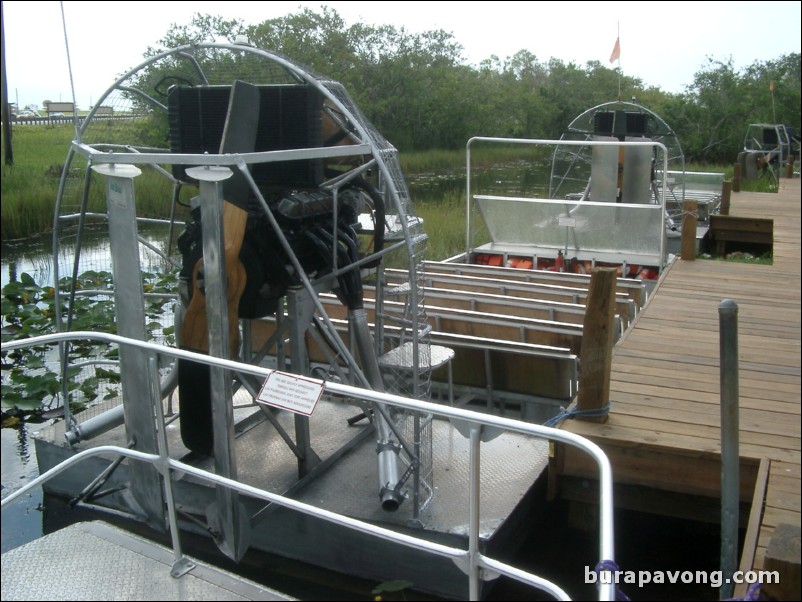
{"left": 150, "top": 7, "right": 800, "bottom": 163}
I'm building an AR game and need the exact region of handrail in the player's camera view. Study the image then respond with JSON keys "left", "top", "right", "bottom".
{"left": 2, "top": 331, "right": 616, "bottom": 601}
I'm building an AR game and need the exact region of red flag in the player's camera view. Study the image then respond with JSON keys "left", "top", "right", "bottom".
{"left": 770, "top": 81, "right": 775, "bottom": 92}
{"left": 609, "top": 37, "right": 621, "bottom": 63}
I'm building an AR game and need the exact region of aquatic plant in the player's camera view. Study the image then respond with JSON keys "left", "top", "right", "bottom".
{"left": 1, "top": 270, "right": 177, "bottom": 421}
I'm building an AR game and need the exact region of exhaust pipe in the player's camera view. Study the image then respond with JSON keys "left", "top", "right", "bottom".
{"left": 349, "top": 307, "right": 404, "bottom": 511}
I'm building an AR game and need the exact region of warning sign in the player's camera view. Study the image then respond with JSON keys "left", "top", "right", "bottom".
{"left": 256, "top": 371, "right": 325, "bottom": 416}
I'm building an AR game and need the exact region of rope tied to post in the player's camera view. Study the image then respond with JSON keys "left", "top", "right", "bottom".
{"left": 594, "top": 560, "right": 630, "bottom": 601}
{"left": 724, "top": 582, "right": 762, "bottom": 601}
{"left": 543, "top": 402, "right": 611, "bottom": 428}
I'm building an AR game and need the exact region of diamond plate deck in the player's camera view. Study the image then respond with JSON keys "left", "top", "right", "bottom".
{"left": 1, "top": 521, "right": 292, "bottom": 601}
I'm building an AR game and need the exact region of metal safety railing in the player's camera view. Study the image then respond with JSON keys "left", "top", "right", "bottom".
{"left": 2, "top": 331, "right": 616, "bottom": 601}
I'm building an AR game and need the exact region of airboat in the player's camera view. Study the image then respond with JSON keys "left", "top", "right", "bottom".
{"left": 442, "top": 100, "right": 725, "bottom": 287}
{"left": 741, "top": 122, "right": 798, "bottom": 183}
{"left": 11, "top": 41, "right": 616, "bottom": 600}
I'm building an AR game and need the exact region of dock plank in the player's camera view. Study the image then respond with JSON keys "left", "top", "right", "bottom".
{"left": 560, "top": 177, "right": 801, "bottom": 580}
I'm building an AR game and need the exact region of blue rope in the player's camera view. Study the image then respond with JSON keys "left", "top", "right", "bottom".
{"left": 543, "top": 402, "right": 611, "bottom": 428}
{"left": 594, "top": 560, "right": 630, "bottom": 601}
{"left": 726, "top": 582, "right": 762, "bottom": 601}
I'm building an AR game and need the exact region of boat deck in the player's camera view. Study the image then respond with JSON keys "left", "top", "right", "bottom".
{"left": 559, "top": 177, "right": 800, "bottom": 587}
{"left": 29, "top": 394, "right": 550, "bottom": 599}
{"left": 1, "top": 521, "right": 293, "bottom": 601}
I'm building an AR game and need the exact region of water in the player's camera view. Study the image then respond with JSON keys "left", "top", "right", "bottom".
{"left": 1, "top": 234, "right": 57, "bottom": 290}
{"left": 2, "top": 233, "right": 62, "bottom": 552}
{"left": 1, "top": 223, "right": 179, "bottom": 290}
{"left": 1, "top": 223, "right": 179, "bottom": 550}
{"left": 0, "top": 422, "right": 46, "bottom": 553}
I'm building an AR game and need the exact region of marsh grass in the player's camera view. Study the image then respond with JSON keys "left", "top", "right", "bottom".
{"left": 0, "top": 127, "right": 482, "bottom": 258}
{"left": 398, "top": 145, "right": 540, "bottom": 170}
{"left": 1, "top": 123, "right": 194, "bottom": 241}
{"left": 700, "top": 251, "right": 773, "bottom": 265}
{"left": 2, "top": 125, "right": 75, "bottom": 240}
{"left": 414, "top": 188, "right": 471, "bottom": 261}
{"left": 399, "top": 148, "right": 466, "bottom": 174}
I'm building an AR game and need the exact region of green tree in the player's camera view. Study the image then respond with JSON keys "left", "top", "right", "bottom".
{"left": 134, "top": 8, "right": 800, "bottom": 162}
{"left": 742, "top": 53, "right": 801, "bottom": 128}
{"left": 675, "top": 57, "right": 754, "bottom": 161}
{"left": 246, "top": 6, "right": 359, "bottom": 77}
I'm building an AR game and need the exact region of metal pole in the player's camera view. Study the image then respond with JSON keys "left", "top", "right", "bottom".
{"left": 148, "top": 355, "right": 195, "bottom": 577}
{"left": 185, "top": 165, "right": 248, "bottom": 562}
{"left": 468, "top": 425, "right": 482, "bottom": 601}
{"left": 719, "top": 299, "right": 739, "bottom": 600}
{"left": 91, "top": 163, "right": 164, "bottom": 527}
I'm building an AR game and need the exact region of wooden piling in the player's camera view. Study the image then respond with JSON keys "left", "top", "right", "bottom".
{"left": 720, "top": 180, "right": 732, "bottom": 216}
{"left": 732, "top": 162, "right": 742, "bottom": 192}
{"left": 680, "top": 199, "right": 698, "bottom": 261}
{"left": 576, "top": 267, "right": 617, "bottom": 423}
{"left": 761, "top": 523, "right": 801, "bottom": 601}
{"left": 786, "top": 154, "right": 795, "bottom": 179}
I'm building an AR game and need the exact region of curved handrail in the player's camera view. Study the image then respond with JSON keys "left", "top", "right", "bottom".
{"left": 2, "top": 331, "right": 616, "bottom": 601}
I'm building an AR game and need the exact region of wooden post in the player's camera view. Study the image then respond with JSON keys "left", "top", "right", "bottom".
{"left": 732, "top": 162, "right": 742, "bottom": 192}
{"left": 680, "top": 199, "right": 698, "bottom": 261}
{"left": 761, "top": 523, "right": 801, "bottom": 601}
{"left": 720, "top": 180, "right": 732, "bottom": 216}
{"left": 576, "top": 267, "right": 616, "bottom": 423}
{"left": 786, "top": 154, "right": 795, "bottom": 179}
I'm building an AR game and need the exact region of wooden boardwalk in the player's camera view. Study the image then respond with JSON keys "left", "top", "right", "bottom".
{"left": 559, "top": 177, "right": 800, "bottom": 585}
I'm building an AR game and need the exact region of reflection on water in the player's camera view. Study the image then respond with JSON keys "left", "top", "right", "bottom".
{"left": 406, "top": 160, "right": 553, "bottom": 204}
{"left": 1, "top": 235, "right": 55, "bottom": 290}
{"left": 1, "top": 222, "right": 180, "bottom": 290}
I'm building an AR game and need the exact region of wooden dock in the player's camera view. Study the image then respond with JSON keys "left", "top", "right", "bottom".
{"left": 556, "top": 176, "right": 800, "bottom": 593}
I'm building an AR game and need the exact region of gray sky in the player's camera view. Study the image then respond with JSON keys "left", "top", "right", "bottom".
{"left": 3, "top": 1, "right": 801, "bottom": 110}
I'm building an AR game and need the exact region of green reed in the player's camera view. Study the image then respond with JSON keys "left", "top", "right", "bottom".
{"left": 1, "top": 123, "right": 195, "bottom": 241}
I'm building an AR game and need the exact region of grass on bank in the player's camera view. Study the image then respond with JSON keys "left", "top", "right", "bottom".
{"left": 1, "top": 123, "right": 194, "bottom": 244}
{"left": 2, "top": 125, "right": 75, "bottom": 240}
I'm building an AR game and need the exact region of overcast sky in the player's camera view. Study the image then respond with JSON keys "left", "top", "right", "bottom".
{"left": 3, "top": 1, "right": 800, "bottom": 110}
